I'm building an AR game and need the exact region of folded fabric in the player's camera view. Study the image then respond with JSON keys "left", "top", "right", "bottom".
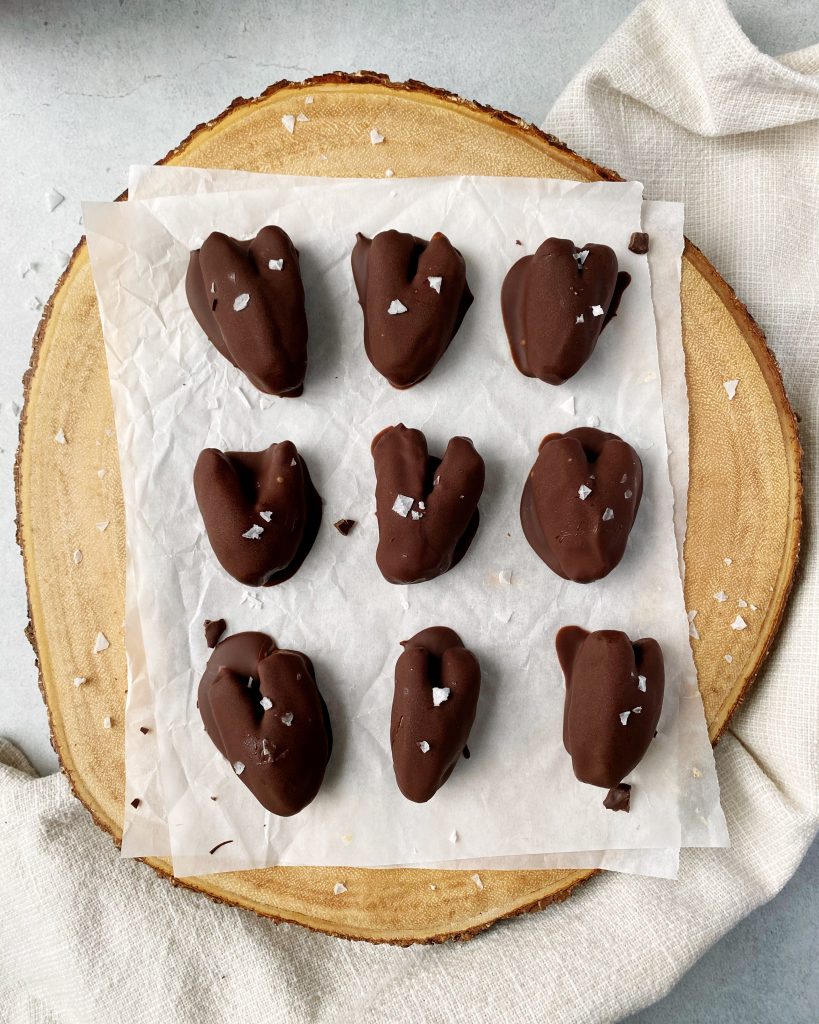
{"left": 1, "top": 1, "right": 817, "bottom": 1021}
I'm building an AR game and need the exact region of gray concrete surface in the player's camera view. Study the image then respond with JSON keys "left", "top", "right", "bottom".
{"left": 0, "top": 2, "right": 816, "bottom": 1021}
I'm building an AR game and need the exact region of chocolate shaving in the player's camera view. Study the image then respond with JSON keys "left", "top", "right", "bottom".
{"left": 139, "top": 726, "right": 150, "bottom": 735}
{"left": 209, "top": 839, "right": 234, "bottom": 855}
{"left": 628, "top": 232, "right": 650, "bottom": 255}
{"left": 333, "top": 518, "right": 356, "bottom": 536}
{"left": 130, "top": 798, "right": 141, "bottom": 809}
{"left": 204, "top": 618, "right": 227, "bottom": 648}
{"left": 603, "top": 784, "right": 631, "bottom": 812}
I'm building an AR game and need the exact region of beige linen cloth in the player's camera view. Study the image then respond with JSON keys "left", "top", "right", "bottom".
{"left": 1, "top": 1, "right": 816, "bottom": 1020}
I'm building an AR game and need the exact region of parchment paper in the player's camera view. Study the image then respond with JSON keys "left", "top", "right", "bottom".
{"left": 85, "top": 174, "right": 725, "bottom": 877}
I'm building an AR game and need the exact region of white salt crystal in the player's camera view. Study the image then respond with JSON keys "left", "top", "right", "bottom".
{"left": 432, "top": 687, "right": 450, "bottom": 707}
{"left": 619, "top": 711, "right": 631, "bottom": 725}
{"left": 259, "top": 510, "right": 273, "bottom": 522}
{"left": 97, "top": 468, "right": 106, "bottom": 479}
{"left": 586, "top": 415, "right": 600, "bottom": 428}
{"left": 737, "top": 598, "right": 748, "bottom": 608}
{"left": 281, "top": 114, "right": 295, "bottom": 134}
{"left": 624, "top": 489, "right": 633, "bottom": 499}
{"left": 723, "top": 379, "right": 739, "bottom": 400}
{"left": 369, "top": 128, "right": 384, "bottom": 145}
{"left": 259, "top": 696, "right": 273, "bottom": 711}
{"left": 731, "top": 615, "right": 747, "bottom": 631}
{"left": 498, "top": 569, "right": 512, "bottom": 585}
{"left": 268, "top": 259, "right": 284, "bottom": 271}
{"left": 73, "top": 549, "right": 83, "bottom": 565}
{"left": 471, "top": 874, "right": 484, "bottom": 891}
{"left": 333, "top": 882, "right": 347, "bottom": 895}
{"left": 410, "top": 510, "right": 423, "bottom": 520}
{"left": 385, "top": 168, "right": 394, "bottom": 177}
{"left": 573, "top": 250, "right": 589, "bottom": 267}
{"left": 93, "top": 632, "right": 109, "bottom": 654}
{"left": 96, "top": 521, "right": 109, "bottom": 532}
{"left": 632, "top": 706, "right": 642, "bottom": 714}
{"left": 54, "top": 429, "right": 67, "bottom": 444}
{"left": 242, "top": 525, "right": 264, "bottom": 540}
{"left": 418, "top": 740, "right": 430, "bottom": 753}
{"left": 233, "top": 293, "right": 250, "bottom": 312}
{"left": 392, "top": 494, "right": 413, "bottom": 517}
{"left": 560, "top": 395, "right": 575, "bottom": 415}
{"left": 449, "top": 830, "right": 459, "bottom": 843}
{"left": 724, "top": 654, "right": 734, "bottom": 664}
{"left": 602, "top": 508, "right": 614, "bottom": 522}
{"left": 578, "top": 485, "right": 591, "bottom": 500}
{"left": 428, "top": 276, "right": 442, "bottom": 293}
{"left": 637, "top": 675, "right": 647, "bottom": 692}
{"left": 233, "top": 761, "right": 245, "bottom": 776}
{"left": 46, "top": 188, "right": 65, "bottom": 211}
{"left": 575, "top": 313, "right": 585, "bottom": 324}
{"left": 296, "top": 113, "right": 309, "bottom": 123}
{"left": 387, "top": 299, "right": 407, "bottom": 315}
{"left": 281, "top": 712, "right": 294, "bottom": 727}
{"left": 591, "top": 304, "right": 604, "bottom": 317}
{"left": 305, "top": 96, "right": 313, "bottom": 104}
{"left": 714, "top": 591, "right": 728, "bottom": 603}
{"left": 102, "top": 716, "right": 112, "bottom": 730}
{"left": 73, "top": 676, "right": 86, "bottom": 688}
{"left": 688, "top": 610, "right": 700, "bottom": 640}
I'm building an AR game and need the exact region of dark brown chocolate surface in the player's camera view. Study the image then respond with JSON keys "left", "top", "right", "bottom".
{"left": 351, "top": 229, "right": 473, "bottom": 388}
{"left": 186, "top": 226, "right": 308, "bottom": 397}
{"left": 556, "top": 626, "right": 664, "bottom": 790}
{"left": 390, "top": 627, "right": 481, "bottom": 803}
{"left": 521, "top": 427, "right": 643, "bottom": 583}
{"left": 501, "top": 237, "right": 627, "bottom": 385}
{"left": 603, "top": 783, "right": 632, "bottom": 812}
{"left": 371, "top": 424, "right": 484, "bottom": 584}
{"left": 333, "top": 518, "right": 356, "bottom": 536}
{"left": 198, "top": 631, "right": 332, "bottom": 816}
{"left": 194, "top": 441, "right": 321, "bottom": 587}
{"left": 628, "top": 232, "right": 650, "bottom": 255}
{"left": 204, "top": 618, "right": 227, "bottom": 648}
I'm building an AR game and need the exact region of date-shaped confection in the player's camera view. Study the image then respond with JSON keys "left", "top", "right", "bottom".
{"left": 352, "top": 229, "right": 473, "bottom": 388}
{"left": 194, "top": 441, "right": 321, "bottom": 587}
{"left": 186, "top": 226, "right": 308, "bottom": 396}
{"left": 199, "top": 631, "right": 332, "bottom": 816}
{"left": 521, "top": 427, "right": 642, "bottom": 583}
{"left": 371, "top": 424, "right": 485, "bottom": 584}
{"left": 556, "top": 626, "right": 664, "bottom": 801}
{"left": 501, "top": 237, "right": 628, "bottom": 385}
{"left": 391, "top": 627, "right": 481, "bottom": 803}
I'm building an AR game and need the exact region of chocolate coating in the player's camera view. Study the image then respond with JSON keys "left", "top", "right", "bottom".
{"left": 351, "top": 229, "right": 473, "bottom": 388}
{"left": 521, "top": 427, "right": 642, "bottom": 583}
{"left": 603, "top": 783, "right": 632, "bottom": 812}
{"left": 501, "top": 237, "right": 627, "bottom": 385}
{"left": 204, "top": 618, "right": 227, "bottom": 648}
{"left": 556, "top": 626, "right": 664, "bottom": 789}
{"left": 391, "top": 627, "right": 481, "bottom": 803}
{"left": 186, "top": 226, "right": 308, "bottom": 396}
{"left": 194, "top": 441, "right": 321, "bottom": 587}
{"left": 371, "top": 424, "right": 485, "bottom": 584}
{"left": 199, "top": 631, "right": 332, "bottom": 816}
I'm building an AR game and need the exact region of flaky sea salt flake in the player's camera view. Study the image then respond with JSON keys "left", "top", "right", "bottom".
{"left": 233, "top": 761, "right": 245, "bottom": 776}
{"left": 737, "top": 598, "right": 748, "bottom": 608}
{"left": 102, "top": 716, "right": 112, "bottom": 730}
{"left": 602, "top": 507, "right": 614, "bottom": 522}
{"left": 93, "top": 632, "right": 109, "bottom": 654}
{"left": 428, "top": 276, "right": 442, "bottom": 293}
{"left": 714, "top": 591, "right": 728, "bottom": 603}
{"left": 560, "top": 394, "right": 575, "bottom": 415}
{"left": 387, "top": 299, "right": 407, "bottom": 315}
{"left": 259, "top": 696, "right": 273, "bottom": 711}
{"left": 418, "top": 740, "right": 430, "bottom": 753}
{"left": 471, "top": 873, "right": 484, "bottom": 891}
{"left": 369, "top": 128, "right": 384, "bottom": 145}
{"left": 573, "top": 250, "right": 589, "bottom": 267}
{"left": 432, "top": 687, "right": 450, "bottom": 707}
{"left": 333, "top": 882, "right": 347, "bottom": 895}
{"left": 281, "top": 114, "right": 295, "bottom": 134}
{"left": 54, "top": 428, "right": 67, "bottom": 445}
{"left": 724, "top": 654, "right": 733, "bottom": 664}
{"left": 73, "top": 676, "right": 86, "bottom": 688}
{"left": 392, "top": 494, "right": 414, "bottom": 517}
{"left": 591, "top": 304, "right": 604, "bottom": 317}
{"left": 688, "top": 610, "right": 700, "bottom": 640}
{"left": 96, "top": 521, "right": 109, "bottom": 532}
{"left": 73, "top": 549, "right": 83, "bottom": 565}
{"left": 637, "top": 675, "right": 647, "bottom": 692}
{"left": 296, "top": 113, "right": 309, "bottom": 123}
{"left": 259, "top": 510, "right": 273, "bottom": 522}
{"left": 731, "top": 615, "right": 747, "bottom": 631}
{"left": 724, "top": 557, "right": 733, "bottom": 566}
{"left": 578, "top": 484, "right": 592, "bottom": 500}
{"left": 268, "top": 259, "right": 284, "bottom": 271}
{"left": 46, "top": 188, "right": 65, "bottom": 212}
{"left": 385, "top": 168, "right": 394, "bottom": 177}
{"left": 619, "top": 711, "right": 631, "bottom": 725}
{"left": 242, "top": 524, "right": 264, "bottom": 540}
{"left": 723, "top": 379, "right": 739, "bottom": 401}
{"left": 449, "top": 830, "right": 459, "bottom": 843}
{"left": 281, "top": 712, "right": 294, "bottom": 727}
{"left": 233, "top": 293, "right": 250, "bottom": 312}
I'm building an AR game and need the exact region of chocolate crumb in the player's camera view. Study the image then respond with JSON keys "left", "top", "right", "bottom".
{"left": 333, "top": 518, "right": 356, "bottom": 536}
{"left": 130, "top": 798, "right": 141, "bottom": 809}
{"left": 210, "top": 796, "right": 217, "bottom": 801}
{"left": 462, "top": 745, "right": 471, "bottom": 760}
{"left": 628, "top": 232, "right": 649, "bottom": 255}
{"left": 139, "top": 726, "right": 150, "bottom": 735}
{"left": 204, "top": 618, "right": 227, "bottom": 648}
{"left": 603, "top": 783, "right": 631, "bottom": 812}
{"left": 209, "top": 839, "right": 234, "bottom": 855}
{"left": 515, "top": 239, "right": 523, "bottom": 246}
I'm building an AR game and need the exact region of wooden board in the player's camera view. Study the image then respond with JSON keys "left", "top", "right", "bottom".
{"left": 15, "top": 72, "right": 802, "bottom": 945}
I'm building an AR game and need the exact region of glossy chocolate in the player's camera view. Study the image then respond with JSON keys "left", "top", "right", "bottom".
{"left": 556, "top": 626, "right": 664, "bottom": 793}
{"left": 186, "top": 226, "right": 308, "bottom": 396}
{"left": 204, "top": 618, "right": 227, "bottom": 648}
{"left": 194, "top": 441, "right": 321, "bottom": 587}
{"left": 371, "top": 424, "right": 485, "bottom": 584}
{"left": 501, "top": 237, "right": 628, "bottom": 385}
{"left": 199, "top": 631, "right": 332, "bottom": 816}
{"left": 351, "top": 229, "right": 473, "bottom": 388}
{"left": 390, "top": 627, "right": 481, "bottom": 803}
{"left": 521, "top": 427, "right": 642, "bottom": 583}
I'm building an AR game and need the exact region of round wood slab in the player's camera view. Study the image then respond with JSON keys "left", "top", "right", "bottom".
{"left": 16, "top": 73, "right": 801, "bottom": 945}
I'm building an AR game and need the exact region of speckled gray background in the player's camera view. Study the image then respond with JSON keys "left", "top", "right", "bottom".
{"left": 1, "top": 2, "right": 816, "bottom": 1020}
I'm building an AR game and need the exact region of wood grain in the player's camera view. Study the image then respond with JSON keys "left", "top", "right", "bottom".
{"left": 15, "top": 72, "right": 801, "bottom": 945}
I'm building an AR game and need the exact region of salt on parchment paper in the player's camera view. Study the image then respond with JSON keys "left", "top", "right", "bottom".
{"left": 119, "top": 170, "right": 725, "bottom": 878}
{"left": 84, "top": 175, "right": 725, "bottom": 878}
